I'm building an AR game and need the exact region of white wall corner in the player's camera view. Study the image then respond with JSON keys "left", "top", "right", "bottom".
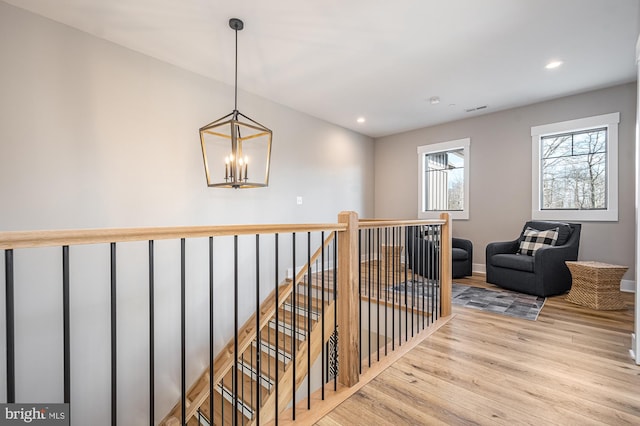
{"left": 621, "top": 279, "right": 636, "bottom": 293}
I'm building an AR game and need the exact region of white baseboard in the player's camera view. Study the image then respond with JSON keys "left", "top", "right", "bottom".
{"left": 472, "top": 263, "right": 486, "bottom": 275}
{"left": 621, "top": 279, "right": 636, "bottom": 293}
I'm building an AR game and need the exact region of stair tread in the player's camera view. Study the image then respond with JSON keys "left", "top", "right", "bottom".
{"left": 194, "top": 389, "right": 253, "bottom": 426}
{"left": 241, "top": 339, "right": 287, "bottom": 377}
{"left": 220, "top": 360, "right": 272, "bottom": 406}
{"left": 260, "top": 324, "right": 302, "bottom": 349}
{"left": 270, "top": 312, "right": 315, "bottom": 338}
{"left": 289, "top": 292, "right": 329, "bottom": 311}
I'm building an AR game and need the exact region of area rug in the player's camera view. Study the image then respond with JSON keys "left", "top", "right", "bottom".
{"left": 391, "top": 280, "right": 546, "bottom": 321}
{"left": 452, "top": 283, "right": 546, "bottom": 321}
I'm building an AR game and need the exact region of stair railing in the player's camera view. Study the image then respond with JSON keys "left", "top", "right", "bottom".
{"left": 272, "top": 212, "right": 451, "bottom": 424}
{"left": 0, "top": 212, "right": 451, "bottom": 425}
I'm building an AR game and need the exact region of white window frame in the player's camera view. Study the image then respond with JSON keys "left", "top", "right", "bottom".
{"left": 531, "top": 112, "right": 619, "bottom": 222}
{"left": 417, "top": 138, "right": 470, "bottom": 220}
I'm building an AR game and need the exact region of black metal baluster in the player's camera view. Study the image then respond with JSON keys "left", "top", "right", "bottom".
{"left": 148, "top": 241, "right": 155, "bottom": 426}
{"left": 274, "top": 233, "right": 279, "bottom": 425}
{"left": 209, "top": 237, "right": 214, "bottom": 426}
{"left": 431, "top": 225, "right": 436, "bottom": 324}
{"left": 306, "top": 233, "right": 311, "bottom": 409}
{"left": 180, "top": 238, "right": 186, "bottom": 426}
{"left": 233, "top": 235, "right": 239, "bottom": 426}
{"left": 430, "top": 225, "right": 434, "bottom": 325}
{"left": 404, "top": 227, "right": 408, "bottom": 344}
{"left": 242, "top": 349, "right": 245, "bottom": 426}
{"left": 111, "top": 243, "right": 117, "bottom": 426}
{"left": 62, "top": 246, "right": 71, "bottom": 405}
{"left": 320, "top": 231, "right": 325, "bottom": 398}
{"left": 422, "top": 227, "right": 427, "bottom": 330}
{"left": 255, "top": 234, "right": 261, "bottom": 425}
{"left": 426, "top": 226, "right": 431, "bottom": 326}
{"left": 333, "top": 234, "right": 337, "bottom": 391}
{"left": 421, "top": 226, "right": 425, "bottom": 331}
{"left": 367, "top": 228, "right": 372, "bottom": 367}
{"left": 358, "top": 229, "right": 362, "bottom": 374}
{"left": 427, "top": 226, "right": 433, "bottom": 328}
{"left": 391, "top": 228, "right": 395, "bottom": 351}
{"left": 5, "top": 249, "right": 15, "bottom": 403}
{"left": 291, "top": 232, "right": 296, "bottom": 420}
{"left": 436, "top": 225, "right": 441, "bottom": 321}
{"left": 384, "top": 227, "right": 388, "bottom": 357}
{"left": 376, "top": 228, "right": 380, "bottom": 362}
{"left": 367, "top": 229, "right": 371, "bottom": 368}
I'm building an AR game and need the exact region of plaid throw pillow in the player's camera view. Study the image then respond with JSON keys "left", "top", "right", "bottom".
{"left": 518, "top": 227, "right": 559, "bottom": 256}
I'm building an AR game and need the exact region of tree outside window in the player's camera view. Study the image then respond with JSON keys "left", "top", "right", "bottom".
{"left": 531, "top": 112, "right": 619, "bottom": 222}
{"left": 541, "top": 128, "right": 607, "bottom": 210}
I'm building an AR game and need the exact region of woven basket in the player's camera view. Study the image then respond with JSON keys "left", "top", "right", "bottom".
{"left": 565, "top": 261, "right": 627, "bottom": 310}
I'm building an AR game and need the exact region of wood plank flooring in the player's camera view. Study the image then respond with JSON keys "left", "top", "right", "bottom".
{"left": 316, "top": 275, "right": 639, "bottom": 425}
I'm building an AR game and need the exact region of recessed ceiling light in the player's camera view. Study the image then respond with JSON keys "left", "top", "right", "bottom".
{"left": 545, "top": 60, "right": 563, "bottom": 69}
{"left": 356, "top": 117, "right": 366, "bottom": 123}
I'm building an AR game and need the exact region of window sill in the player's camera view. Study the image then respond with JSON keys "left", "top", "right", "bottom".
{"left": 531, "top": 209, "right": 617, "bottom": 222}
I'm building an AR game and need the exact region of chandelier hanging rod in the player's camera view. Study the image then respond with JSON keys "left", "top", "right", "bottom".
{"left": 229, "top": 18, "right": 243, "bottom": 112}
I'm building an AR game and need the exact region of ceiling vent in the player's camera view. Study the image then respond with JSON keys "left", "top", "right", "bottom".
{"left": 465, "top": 105, "right": 488, "bottom": 113}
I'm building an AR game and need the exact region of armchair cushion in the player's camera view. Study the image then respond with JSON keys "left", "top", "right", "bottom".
{"left": 517, "top": 226, "right": 559, "bottom": 256}
{"left": 451, "top": 247, "right": 468, "bottom": 261}
{"left": 491, "top": 254, "right": 535, "bottom": 272}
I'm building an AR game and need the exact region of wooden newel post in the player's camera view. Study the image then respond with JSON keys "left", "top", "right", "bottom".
{"left": 337, "top": 211, "right": 360, "bottom": 387}
{"left": 439, "top": 213, "right": 452, "bottom": 317}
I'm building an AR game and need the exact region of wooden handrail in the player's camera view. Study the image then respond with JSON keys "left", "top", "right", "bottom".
{"left": 358, "top": 219, "right": 446, "bottom": 229}
{"left": 0, "top": 223, "right": 346, "bottom": 250}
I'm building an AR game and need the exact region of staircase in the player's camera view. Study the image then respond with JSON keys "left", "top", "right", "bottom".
{"left": 162, "top": 256, "right": 337, "bottom": 426}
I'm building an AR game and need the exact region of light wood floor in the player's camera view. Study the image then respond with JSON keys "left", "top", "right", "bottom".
{"left": 316, "top": 275, "right": 639, "bottom": 425}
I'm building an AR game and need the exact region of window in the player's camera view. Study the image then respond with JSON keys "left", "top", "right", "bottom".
{"left": 531, "top": 112, "right": 619, "bottom": 221}
{"left": 417, "top": 138, "right": 470, "bottom": 220}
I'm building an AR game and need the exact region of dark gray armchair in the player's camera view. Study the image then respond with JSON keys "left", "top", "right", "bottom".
{"left": 485, "top": 221, "right": 581, "bottom": 297}
{"left": 406, "top": 226, "right": 473, "bottom": 279}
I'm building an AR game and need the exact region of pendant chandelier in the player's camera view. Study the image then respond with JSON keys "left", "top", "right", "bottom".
{"left": 199, "top": 18, "right": 273, "bottom": 189}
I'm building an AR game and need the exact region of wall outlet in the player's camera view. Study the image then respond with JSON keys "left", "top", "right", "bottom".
{"left": 296, "top": 196, "right": 303, "bottom": 205}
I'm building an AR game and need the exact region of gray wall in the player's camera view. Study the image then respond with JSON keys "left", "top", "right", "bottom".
{"left": 0, "top": 3, "right": 374, "bottom": 424}
{"left": 375, "top": 83, "right": 637, "bottom": 282}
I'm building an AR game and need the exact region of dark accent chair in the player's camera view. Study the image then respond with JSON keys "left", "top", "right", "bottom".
{"left": 452, "top": 238, "right": 473, "bottom": 278}
{"left": 406, "top": 226, "right": 473, "bottom": 279}
{"left": 485, "top": 221, "right": 581, "bottom": 297}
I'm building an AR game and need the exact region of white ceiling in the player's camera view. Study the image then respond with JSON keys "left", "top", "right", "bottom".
{"left": 4, "top": 0, "right": 639, "bottom": 137}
